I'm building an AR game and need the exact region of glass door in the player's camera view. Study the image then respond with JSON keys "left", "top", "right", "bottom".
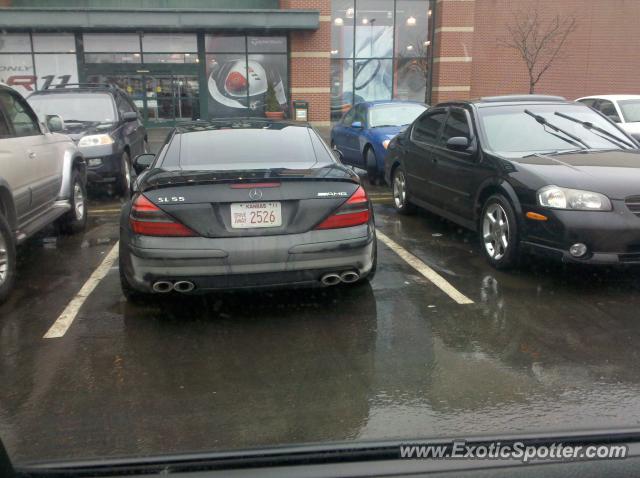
{"left": 145, "top": 75, "right": 199, "bottom": 125}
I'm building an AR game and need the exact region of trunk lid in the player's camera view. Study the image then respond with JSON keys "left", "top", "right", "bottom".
{"left": 137, "top": 167, "right": 361, "bottom": 237}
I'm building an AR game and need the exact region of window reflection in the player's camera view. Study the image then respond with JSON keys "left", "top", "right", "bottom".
{"left": 355, "top": 0, "right": 394, "bottom": 58}
{"left": 330, "top": 0, "right": 434, "bottom": 121}
{"left": 355, "top": 58, "right": 393, "bottom": 101}
{"left": 331, "top": 0, "right": 355, "bottom": 58}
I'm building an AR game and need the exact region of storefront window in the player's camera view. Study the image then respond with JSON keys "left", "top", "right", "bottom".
{"left": 84, "top": 53, "right": 141, "bottom": 64}
{"left": 143, "top": 53, "right": 198, "bottom": 64}
{"left": 331, "top": 0, "right": 355, "bottom": 59}
{"left": 247, "top": 36, "right": 287, "bottom": 53}
{"left": 34, "top": 54, "right": 78, "bottom": 90}
{"left": 330, "top": 0, "right": 434, "bottom": 121}
{"left": 395, "top": 57, "right": 428, "bottom": 102}
{"left": 206, "top": 35, "right": 245, "bottom": 53}
{"left": 355, "top": 0, "right": 394, "bottom": 58}
{"left": 0, "top": 32, "right": 79, "bottom": 94}
{"left": 0, "top": 33, "right": 31, "bottom": 53}
{"left": 82, "top": 33, "right": 140, "bottom": 52}
{"left": 331, "top": 58, "right": 353, "bottom": 120}
{"left": 355, "top": 58, "right": 393, "bottom": 101}
{"left": 141, "top": 33, "right": 197, "bottom": 53}
{"left": 32, "top": 33, "right": 76, "bottom": 53}
{"left": 205, "top": 34, "right": 288, "bottom": 119}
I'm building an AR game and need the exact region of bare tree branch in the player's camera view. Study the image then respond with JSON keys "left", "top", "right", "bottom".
{"left": 499, "top": 7, "right": 577, "bottom": 93}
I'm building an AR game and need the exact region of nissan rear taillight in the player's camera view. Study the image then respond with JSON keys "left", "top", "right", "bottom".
{"left": 129, "top": 194, "right": 196, "bottom": 237}
{"left": 315, "top": 186, "right": 371, "bottom": 230}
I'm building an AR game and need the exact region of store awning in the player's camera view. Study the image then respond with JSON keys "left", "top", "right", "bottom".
{"left": 0, "top": 7, "right": 320, "bottom": 31}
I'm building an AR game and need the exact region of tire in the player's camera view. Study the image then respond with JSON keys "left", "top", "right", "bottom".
{"left": 365, "top": 147, "right": 381, "bottom": 186}
{"left": 119, "top": 249, "right": 149, "bottom": 303}
{"left": 391, "top": 166, "right": 414, "bottom": 215}
{"left": 56, "top": 170, "right": 87, "bottom": 235}
{"left": 480, "top": 194, "right": 520, "bottom": 269}
{"left": 117, "top": 151, "right": 132, "bottom": 198}
{"left": 0, "top": 213, "right": 16, "bottom": 304}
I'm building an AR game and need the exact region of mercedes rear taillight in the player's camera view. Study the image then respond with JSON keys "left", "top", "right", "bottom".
{"left": 129, "top": 194, "right": 196, "bottom": 237}
{"left": 315, "top": 186, "right": 371, "bottom": 230}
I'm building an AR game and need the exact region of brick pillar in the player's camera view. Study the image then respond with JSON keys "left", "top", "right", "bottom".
{"left": 430, "top": 0, "right": 475, "bottom": 104}
{"left": 281, "top": 0, "right": 331, "bottom": 126}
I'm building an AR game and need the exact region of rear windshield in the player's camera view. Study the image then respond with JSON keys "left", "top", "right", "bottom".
{"left": 28, "top": 92, "right": 116, "bottom": 123}
{"left": 169, "top": 125, "right": 324, "bottom": 170}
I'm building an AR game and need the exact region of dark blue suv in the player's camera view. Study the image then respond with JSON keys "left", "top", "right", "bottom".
{"left": 28, "top": 84, "right": 147, "bottom": 197}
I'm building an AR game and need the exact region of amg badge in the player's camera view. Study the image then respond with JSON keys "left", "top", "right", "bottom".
{"left": 317, "top": 191, "right": 348, "bottom": 198}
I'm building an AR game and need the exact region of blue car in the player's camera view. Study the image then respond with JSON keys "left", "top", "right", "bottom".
{"left": 330, "top": 100, "right": 427, "bottom": 185}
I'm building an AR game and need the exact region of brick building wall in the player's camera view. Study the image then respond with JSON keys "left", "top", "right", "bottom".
{"left": 281, "top": 0, "right": 332, "bottom": 126}
{"left": 432, "top": 0, "right": 640, "bottom": 104}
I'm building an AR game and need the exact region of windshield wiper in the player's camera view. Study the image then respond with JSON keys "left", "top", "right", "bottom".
{"left": 524, "top": 109, "right": 590, "bottom": 150}
{"left": 372, "top": 124, "right": 396, "bottom": 128}
{"left": 553, "top": 111, "right": 635, "bottom": 149}
{"left": 521, "top": 148, "right": 586, "bottom": 158}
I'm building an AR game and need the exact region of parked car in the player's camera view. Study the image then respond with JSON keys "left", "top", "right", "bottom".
{"left": 0, "top": 84, "right": 87, "bottom": 303}
{"left": 119, "top": 119, "right": 377, "bottom": 301}
{"left": 330, "top": 101, "right": 427, "bottom": 185}
{"left": 384, "top": 94, "right": 640, "bottom": 268}
{"left": 576, "top": 95, "right": 640, "bottom": 142}
{"left": 28, "top": 83, "right": 147, "bottom": 197}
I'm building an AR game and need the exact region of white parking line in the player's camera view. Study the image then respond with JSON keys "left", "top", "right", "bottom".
{"left": 376, "top": 230, "right": 474, "bottom": 305}
{"left": 43, "top": 242, "right": 119, "bottom": 339}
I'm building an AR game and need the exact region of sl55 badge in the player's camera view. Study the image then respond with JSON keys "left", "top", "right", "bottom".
{"left": 157, "top": 196, "right": 185, "bottom": 203}
{"left": 317, "top": 192, "right": 348, "bottom": 198}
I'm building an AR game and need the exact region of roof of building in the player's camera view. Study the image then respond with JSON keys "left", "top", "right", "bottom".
{"left": 0, "top": 7, "right": 319, "bottom": 31}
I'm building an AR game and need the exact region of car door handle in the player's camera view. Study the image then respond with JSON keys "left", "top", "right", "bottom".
{"left": 431, "top": 156, "right": 438, "bottom": 163}
{"left": 28, "top": 151, "right": 37, "bottom": 159}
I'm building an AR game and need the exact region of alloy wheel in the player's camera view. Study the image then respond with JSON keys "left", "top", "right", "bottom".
{"left": 393, "top": 170, "right": 407, "bottom": 209}
{"left": 482, "top": 203, "right": 510, "bottom": 260}
{"left": 74, "top": 181, "right": 85, "bottom": 221}
{"left": 0, "top": 233, "right": 7, "bottom": 286}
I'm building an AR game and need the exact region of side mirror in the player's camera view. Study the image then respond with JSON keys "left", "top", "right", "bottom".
{"left": 446, "top": 136, "right": 471, "bottom": 152}
{"left": 122, "top": 111, "right": 138, "bottom": 122}
{"left": 133, "top": 153, "right": 154, "bottom": 175}
{"left": 351, "top": 121, "right": 363, "bottom": 129}
{"left": 46, "top": 114, "right": 64, "bottom": 132}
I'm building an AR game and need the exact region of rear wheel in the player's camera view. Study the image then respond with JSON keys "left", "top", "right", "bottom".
{"left": 392, "top": 166, "right": 414, "bottom": 215}
{"left": 56, "top": 170, "right": 87, "bottom": 234}
{"left": 117, "top": 151, "right": 132, "bottom": 198}
{"left": 480, "top": 194, "right": 520, "bottom": 269}
{"left": 0, "top": 213, "right": 16, "bottom": 304}
{"left": 365, "top": 147, "right": 381, "bottom": 185}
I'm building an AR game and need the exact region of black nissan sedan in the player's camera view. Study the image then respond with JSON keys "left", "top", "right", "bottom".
{"left": 383, "top": 95, "right": 640, "bottom": 268}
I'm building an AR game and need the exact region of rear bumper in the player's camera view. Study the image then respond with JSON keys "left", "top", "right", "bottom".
{"left": 120, "top": 223, "right": 376, "bottom": 292}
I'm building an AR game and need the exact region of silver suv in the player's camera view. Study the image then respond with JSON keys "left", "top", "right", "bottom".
{"left": 0, "top": 84, "right": 87, "bottom": 303}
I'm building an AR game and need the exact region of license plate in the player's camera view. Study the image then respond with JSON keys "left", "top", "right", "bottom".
{"left": 230, "top": 202, "right": 282, "bottom": 229}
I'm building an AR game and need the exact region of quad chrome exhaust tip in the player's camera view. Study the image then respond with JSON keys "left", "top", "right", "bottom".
{"left": 320, "top": 273, "right": 342, "bottom": 286}
{"left": 340, "top": 271, "right": 360, "bottom": 283}
{"left": 152, "top": 281, "right": 174, "bottom": 293}
{"left": 173, "top": 281, "right": 196, "bottom": 293}
{"left": 321, "top": 271, "right": 360, "bottom": 286}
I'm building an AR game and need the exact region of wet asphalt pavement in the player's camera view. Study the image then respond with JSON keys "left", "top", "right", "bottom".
{"left": 3, "top": 181, "right": 640, "bottom": 465}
